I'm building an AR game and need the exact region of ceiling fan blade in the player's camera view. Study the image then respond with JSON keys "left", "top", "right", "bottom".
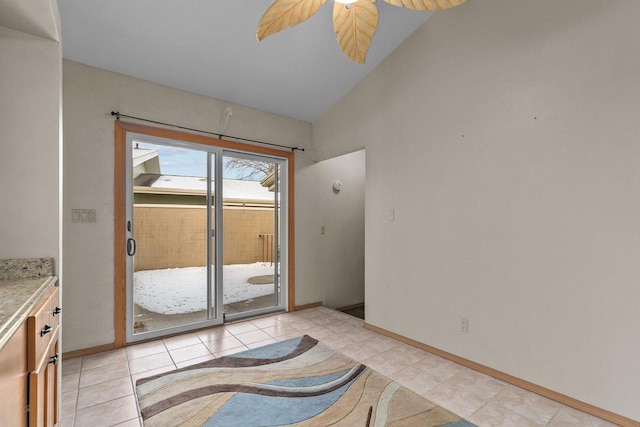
{"left": 257, "top": 0, "right": 326, "bottom": 41}
{"left": 333, "top": 0, "right": 379, "bottom": 64}
{"left": 383, "top": 0, "right": 466, "bottom": 11}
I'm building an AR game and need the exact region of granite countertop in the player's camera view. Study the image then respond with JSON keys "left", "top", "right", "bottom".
{"left": 0, "top": 258, "right": 58, "bottom": 352}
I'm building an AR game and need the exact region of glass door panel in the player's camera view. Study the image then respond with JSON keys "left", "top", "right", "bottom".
{"left": 126, "top": 135, "right": 222, "bottom": 342}
{"left": 222, "top": 152, "right": 285, "bottom": 319}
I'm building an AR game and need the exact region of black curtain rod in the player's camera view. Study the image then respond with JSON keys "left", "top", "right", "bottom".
{"left": 110, "top": 111, "right": 304, "bottom": 152}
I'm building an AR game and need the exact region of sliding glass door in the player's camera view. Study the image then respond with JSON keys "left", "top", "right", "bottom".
{"left": 125, "top": 133, "right": 286, "bottom": 342}
{"left": 222, "top": 152, "right": 285, "bottom": 321}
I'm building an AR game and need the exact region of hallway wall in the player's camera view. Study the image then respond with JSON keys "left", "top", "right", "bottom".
{"left": 313, "top": 0, "right": 640, "bottom": 420}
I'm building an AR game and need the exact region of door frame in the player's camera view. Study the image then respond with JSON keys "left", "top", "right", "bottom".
{"left": 114, "top": 121, "right": 295, "bottom": 348}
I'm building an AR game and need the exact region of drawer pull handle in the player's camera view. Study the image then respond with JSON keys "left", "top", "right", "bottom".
{"left": 53, "top": 307, "right": 62, "bottom": 316}
{"left": 40, "top": 325, "right": 52, "bottom": 337}
{"left": 49, "top": 353, "right": 59, "bottom": 365}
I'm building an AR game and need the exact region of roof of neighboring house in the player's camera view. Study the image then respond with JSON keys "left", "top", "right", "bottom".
{"left": 134, "top": 173, "right": 275, "bottom": 203}
{"left": 260, "top": 172, "right": 275, "bottom": 192}
{"left": 132, "top": 148, "right": 159, "bottom": 167}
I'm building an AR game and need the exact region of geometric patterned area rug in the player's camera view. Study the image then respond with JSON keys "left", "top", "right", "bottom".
{"left": 136, "top": 335, "right": 477, "bottom": 426}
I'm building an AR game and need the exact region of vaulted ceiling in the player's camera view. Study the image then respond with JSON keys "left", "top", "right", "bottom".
{"left": 57, "top": 1, "right": 432, "bottom": 122}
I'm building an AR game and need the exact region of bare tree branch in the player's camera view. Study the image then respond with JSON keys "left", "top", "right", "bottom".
{"left": 224, "top": 158, "right": 274, "bottom": 181}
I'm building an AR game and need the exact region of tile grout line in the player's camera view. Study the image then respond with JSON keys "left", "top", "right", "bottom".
{"left": 127, "top": 344, "right": 158, "bottom": 427}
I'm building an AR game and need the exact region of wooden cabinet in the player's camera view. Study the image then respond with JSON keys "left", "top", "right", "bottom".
{"left": 0, "top": 281, "right": 59, "bottom": 427}
{"left": 0, "top": 322, "right": 28, "bottom": 427}
{"left": 27, "top": 286, "right": 60, "bottom": 427}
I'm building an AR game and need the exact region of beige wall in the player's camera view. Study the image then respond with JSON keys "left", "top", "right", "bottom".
{"left": 0, "top": 23, "right": 61, "bottom": 269}
{"left": 313, "top": 0, "right": 640, "bottom": 421}
{"left": 63, "top": 60, "right": 312, "bottom": 351}
{"left": 295, "top": 150, "right": 365, "bottom": 308}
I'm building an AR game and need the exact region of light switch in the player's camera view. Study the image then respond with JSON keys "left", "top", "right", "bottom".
{"left": 72, "top": 209, "right": 97, "bottom": 223}
{"left": 388, "top": 209, "right": 395, "bottom": 222}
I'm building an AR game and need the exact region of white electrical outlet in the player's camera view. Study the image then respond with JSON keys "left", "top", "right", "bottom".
{"left": 460, "top": 317, "right": 469, "bottom": 333}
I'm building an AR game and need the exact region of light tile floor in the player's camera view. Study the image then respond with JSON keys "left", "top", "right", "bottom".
{"left": 60, "top": 307, "right": 620, "bottom": 427}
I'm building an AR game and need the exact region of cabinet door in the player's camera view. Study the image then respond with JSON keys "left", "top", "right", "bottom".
{"left": 45, "top": 339, "right": 59, "bottom": 426}
{"left": 0, "top": 322, "right": 28, "bottom": 427}
{"left": 29, "top": 359, "right": 46, "bottom": 427}
{"left": 29, "top": 334, "right": 59, "bottom": 427}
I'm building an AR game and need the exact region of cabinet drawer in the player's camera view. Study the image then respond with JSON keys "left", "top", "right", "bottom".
{"left": 27, "top": 288, "right": 57, "bottom": 372}
{"left": 50, "top": 287, "right": 61, "bottom": 330}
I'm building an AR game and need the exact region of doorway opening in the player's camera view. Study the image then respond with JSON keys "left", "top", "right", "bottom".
{"left": 114, "top": 122, "right": 294, "bottom": 346}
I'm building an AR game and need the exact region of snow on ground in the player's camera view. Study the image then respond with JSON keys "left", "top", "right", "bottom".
{"left": 134, "top": 262, "right": 275, "bottom": 315}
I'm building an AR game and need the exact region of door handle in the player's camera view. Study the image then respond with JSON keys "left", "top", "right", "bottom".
{"left": 127, "top": 238, "right": 136, "bottom": 256}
